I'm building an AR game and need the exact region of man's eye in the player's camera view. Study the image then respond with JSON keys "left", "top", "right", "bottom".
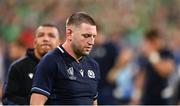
{"left": 93, "top": 35, "right": 96, "bottom": 38}
{"left": 48, "top": 33, "right": 56, "bottom": 38}
{"left": 82, "top": 34, "right": 90, "bottom": 38}
{"left": 37, "top": 33, "right": 44, "bottom": 37}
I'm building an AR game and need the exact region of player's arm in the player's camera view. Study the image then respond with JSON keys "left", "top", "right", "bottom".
{"left": 30, "top": 93, "right": 47, "bottom": 105}
{"left": 93, "top": 93, "right": 98, "bottom": 106}
{"left": 30, "top": 53, "right": 57, "bottom": 105}
{"left": 93, "top": 99, "right": 97, "bottom": 106}
{"left": 130, "top": 70, "right": 145, "bottom": 105}
{"left": 153, "top": 59, "right": 174, "bottom": 77}
{"left": 148, "top": 52, "right": 175, "bottom": 77}
{"left": 107, "top": 49, "right": 133, "bottom": 84}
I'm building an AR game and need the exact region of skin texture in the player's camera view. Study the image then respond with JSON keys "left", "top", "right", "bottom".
{"left": 64, "top": 23, "right": 97, "bottom": 61}
{"left": 34, "top": 26, "right": 60, "bottom": 59}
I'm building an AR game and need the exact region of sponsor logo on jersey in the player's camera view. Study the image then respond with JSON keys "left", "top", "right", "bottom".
{"left": 79, "top": 69, "right": 84, "bottom": 77}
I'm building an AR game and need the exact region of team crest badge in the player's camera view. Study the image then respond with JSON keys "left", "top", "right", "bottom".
{"left": 88, "top": 70, "right": 95, "bottom": 78}
{"left": 67, "top": 67, "right": 76, "bottom": 80}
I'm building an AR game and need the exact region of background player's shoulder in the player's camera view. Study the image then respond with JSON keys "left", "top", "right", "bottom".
{"left": 7, "top": 56, "right": 32, "bottom": 75}
{"left": 10, "top": 56, "right": 29, "bottom": 68}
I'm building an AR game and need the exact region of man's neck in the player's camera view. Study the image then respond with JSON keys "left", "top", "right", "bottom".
{"left": 34, "top": 49, "right": 42, "bottom": 60}
{"left": 62, "top": 42, "right": 82, "bottom": 62}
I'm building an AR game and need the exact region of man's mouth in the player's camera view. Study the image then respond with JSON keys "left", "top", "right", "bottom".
{"left": 85, "top": 47, "right": 92, "bottom": 51}
{"left": 41, "top": 44, "right": 51, "bottom": 48}
{"left": 41, "top": 44, "right": 50, "bottom": 46}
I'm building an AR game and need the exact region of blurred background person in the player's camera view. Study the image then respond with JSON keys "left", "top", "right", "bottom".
{"left": 135, "top": 29, "right": 175, "bottom": 105}
{"left": 107, "top": 48, "right": 137, "bottom": 105}
{"left": 8, "top": 39, "right": 27, "bottom": 61}
{"left": 0, "top": 36, "right": 29, "bottom": 105}
{"left": 3, "top": 39, "right": 27, "bottom": 86}
{"left": 170, "top": 28, "right": 180, "bottom": 105}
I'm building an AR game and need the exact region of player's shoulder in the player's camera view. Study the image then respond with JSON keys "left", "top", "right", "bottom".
{"left": 48, "top": 46, "right": 64, "bottom": 55}
{"left": 8, "top": 56, "right": 30, "bottom": 73}
{"left": 13, "top": 55, "right": 32, "bottom": 66}
{"left": 85, "top": 55, "right": 99, "bottom": 66}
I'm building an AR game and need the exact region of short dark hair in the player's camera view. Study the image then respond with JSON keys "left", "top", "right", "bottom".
{"left": 39, "top": 23, "right": 60, "bottom": 33}
{"left": 145, "top": 29, "right": 161, "bottom": 41}
{"left": 36, "top": 23, "right": 61, "bottom": 39}
{"left": 66, "top": 12, "right": 96, "bottom": 27}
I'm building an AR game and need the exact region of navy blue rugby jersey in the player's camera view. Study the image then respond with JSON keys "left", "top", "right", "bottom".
{"left": 31, "top": 45, "right": 100, "bottom": 105}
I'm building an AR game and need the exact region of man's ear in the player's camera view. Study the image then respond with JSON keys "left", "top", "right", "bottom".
{"left": 66, "top": 28, "right": 73, "bottom": 41}
{"left": 66, "top": 28, "right": 72, "bottom": 35}
{"left": 33, "top": 39, "right": 37, "bottom": 48}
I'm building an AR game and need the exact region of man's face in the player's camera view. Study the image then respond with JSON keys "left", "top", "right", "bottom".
{"left": 71, "top": 23, "right": 97, "bottom": 56}
{"left": 34, "top": 26, "right": 60, "bottom": 57}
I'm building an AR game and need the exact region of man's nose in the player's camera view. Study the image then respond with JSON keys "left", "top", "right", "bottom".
{"left": 88, "top": 37, "right": 94, "bottom": 45}
{"left": 43, "top": 35, "right": 50, "bottom": 42}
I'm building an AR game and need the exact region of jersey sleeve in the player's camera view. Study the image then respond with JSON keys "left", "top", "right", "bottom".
{"left": 31, "top": 53, "right": 57, "bottom": 97}
{"left": 93, "top": 92, "right": 98, "bottom": 101}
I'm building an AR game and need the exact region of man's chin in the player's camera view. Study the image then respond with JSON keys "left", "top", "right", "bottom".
{"left": 42, "top": 48, "right": 51, "bottom": 52}
{"left": 83, "top": 52, "right": 90, "bottom": 56}
{"left": 76, "top": 50, "right": 90, "bottom": 57}
{"left": 41, "top": 52, "right": 48, "bottom": 57}
{"left": 41, "top": 49, "right": 50, "bottom": 56}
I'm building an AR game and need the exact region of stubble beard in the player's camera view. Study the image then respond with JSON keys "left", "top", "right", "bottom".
{"left": 72, "top": 44, "right": 88, "bottom": 58}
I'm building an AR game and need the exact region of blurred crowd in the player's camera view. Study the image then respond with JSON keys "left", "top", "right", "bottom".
{"left": 0, "top": 0, "right": 180, "bottom": 105}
